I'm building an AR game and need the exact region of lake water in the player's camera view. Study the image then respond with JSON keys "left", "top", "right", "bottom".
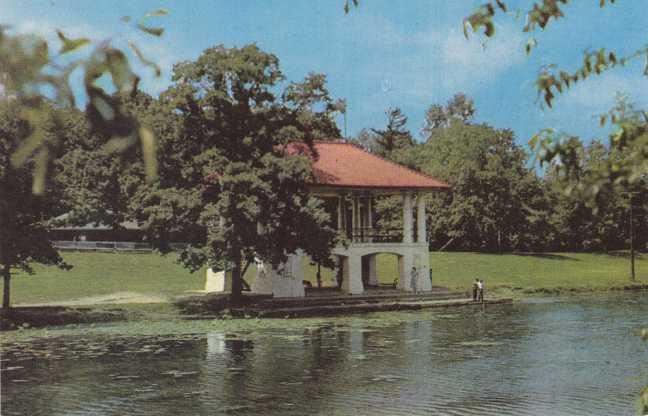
{"left": 1, "top": 293, "right": 647, "bottom": 416}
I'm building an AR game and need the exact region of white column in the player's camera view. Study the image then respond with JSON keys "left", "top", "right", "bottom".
{"left": 417, "top": 251, "right": 432, "bottom": 292}
{"left": 402, "top": 192, "right": 413, "bottom": 244}
{"left": 357, "top": 197, "right": 362, "bottom": 240}
{"left": 342, "top": 255, "right": 364, "bottom": 294}
{"left": 417, "top": 194, "right": 427, "bottom": 244}
{"left": 367, "top": 196, "right": 374, "bottom": 242}
{"left": 337, "top": 196, "right": 344, "bottom": 234}
{"left": 397, "top": 253, "right": 414, "bottom": 291}
{"left": 352, "top": 196, "right": 359, "bottom": 242}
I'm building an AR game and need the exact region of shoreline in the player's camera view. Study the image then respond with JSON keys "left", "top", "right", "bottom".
{"left": 2, "top": 284, "right": 647, "bottom": 331}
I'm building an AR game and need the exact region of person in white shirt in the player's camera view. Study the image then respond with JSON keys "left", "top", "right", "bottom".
{"left": 477, "top": 279, "right": 484, "bottom": 303}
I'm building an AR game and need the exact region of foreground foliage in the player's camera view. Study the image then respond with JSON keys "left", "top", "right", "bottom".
{"left": 0, "top": 11, "right": 167, "bottom": 308}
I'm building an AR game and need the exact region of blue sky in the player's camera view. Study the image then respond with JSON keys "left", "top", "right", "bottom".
{"left": 2, "top": 0, "right": 648, "bottom": 147}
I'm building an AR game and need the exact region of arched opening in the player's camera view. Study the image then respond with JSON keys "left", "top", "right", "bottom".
{"left": 361, "top": 252, "right": 403, "bottom": 291}
{"left": 300, "top": 255, "right": 347, "bottom": 295}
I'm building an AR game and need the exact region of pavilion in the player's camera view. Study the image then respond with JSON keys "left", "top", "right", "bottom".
{"left": 250, "top": 141, "right": 450, "bottom": 298}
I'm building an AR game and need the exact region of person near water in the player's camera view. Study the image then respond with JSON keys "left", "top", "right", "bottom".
{"left": 472, "top": 279, "right": 479, "bottom": 301}
{"left": 410, "top": 266, "right": 418, "bottom": 294}
{"left": 478, "top": 279, "right": 484, "bottom": 303}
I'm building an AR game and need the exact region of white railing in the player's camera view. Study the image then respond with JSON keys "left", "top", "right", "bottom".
{"left": 53, "top": 241, "right": 188, "bottom": 251}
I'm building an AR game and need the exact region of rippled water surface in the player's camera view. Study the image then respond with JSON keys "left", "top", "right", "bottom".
{"left": 1, "top": 293, "right": 647, "bottom": 416}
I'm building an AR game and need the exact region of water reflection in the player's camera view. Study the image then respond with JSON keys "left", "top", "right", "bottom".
{"left": 1, "top": 293, "right": 646, "bottom": 416}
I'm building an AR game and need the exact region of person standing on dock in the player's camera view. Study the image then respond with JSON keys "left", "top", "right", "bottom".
{"left": 472, "top": 279, "right": 479, "bottom": 301}
{"left": 478, "top": 279, "right": 484, "bottom": 303}
{"left": 410, "top": 266, "right": 418, "bottom": 294}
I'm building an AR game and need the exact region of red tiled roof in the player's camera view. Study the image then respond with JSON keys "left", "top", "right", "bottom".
{"left": 297, "top": 141, "right": 449, "bottom": 190}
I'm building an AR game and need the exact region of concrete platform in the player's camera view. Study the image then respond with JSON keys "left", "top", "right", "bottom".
{"left": 231, "top": 289, "right": 512, "bottom": 318}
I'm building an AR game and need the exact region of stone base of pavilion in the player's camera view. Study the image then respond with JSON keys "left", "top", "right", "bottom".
{"left": 229, "top": 290, "right": 512, "bottom": 318}
{"left": 248, "top": 243, "right": 434, "bottom": 298}
{"left": 181, "top": 281, "right": 513, "bottom": 317}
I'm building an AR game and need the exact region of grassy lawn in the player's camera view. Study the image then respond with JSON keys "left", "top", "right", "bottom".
{"left": 6, "top": 251, "right": 648, "bottom": 305}
{"left": 429, "top": 252, "right": 648, "bottom": 292}
{"left": 9, "top": 252, "right": 206, "bottom": 305}
{"left": 303, "top": 252, "right": 648, "bottom": 292}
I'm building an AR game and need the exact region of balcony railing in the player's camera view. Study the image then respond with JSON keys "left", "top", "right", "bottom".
{"left": 347, "top": 227, "right": 403, "bottom": 244}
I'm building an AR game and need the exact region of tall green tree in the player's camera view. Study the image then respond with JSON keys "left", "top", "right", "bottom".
{"left": 412, "top": 122, "right": 531, "bottom": 252}
{"left": 282, "top": 72, "right": 346, "bottom": 140}
{"left": 422, "top": 93, "right": 475, "bottom": 137}
{"left": 370, "top": 107, "right": 414, "bottom": 157}
{"left": 0, "top": 102, "right": 70, "bottom": 309}
{"left": 351, "top": 128, "right": 381, "bottom": 154}
{"left": 129, "top": 45, "right": 342, "bottom": 303}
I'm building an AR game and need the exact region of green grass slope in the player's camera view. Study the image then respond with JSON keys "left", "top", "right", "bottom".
{"left": 6, "top": 251, "right": 647, "bottom": 305}
{"left": 429, "top": 252, "right": 648, "bottom": 292}
{"left": 9, "top": 252, "right": 206, "bottom": 305}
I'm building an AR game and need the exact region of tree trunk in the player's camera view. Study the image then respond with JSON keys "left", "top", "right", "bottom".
{"left": 2, "top": 265, "right": 11, "bottom": 310}
{"left": 630, "top": 198, "right": 636, "bottom": 281}
{"left": 497, "top": 226, "right": 502, "bottom": 255}
{"left": 230, "top": 256, "right": 244, "bottom": 306}
{"left": 316, "top": 263, "right": 322, "bottom": 289}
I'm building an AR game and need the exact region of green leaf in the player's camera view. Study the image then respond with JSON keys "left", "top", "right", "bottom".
{"left": 56, "top": 30, "right": 90, "bottom": 54}
{"left": 31, "top": 148, "right": 48, "bottom": 195}
{"left": 484, "top": 21, "right": 495, "bottom": 37}
{"left": 11, "top": 126, "right": 44, "bottom": 168}
{"left": 145, "top": 8, "right": 169, "bottom": 17}
{"left": 462, "top": 19, "right": 472, "bottom": 39}
{"left": 559, "top": 71, "right": 571, "bottom": 88}
{"left": 103, "top": 134, "right": 137, "bottom": 154}
{"left": 529, "top": 134, "right": 539, "bottom": 149}
{"left": 104, "top": 48, "right": 138, "bottom": 92}
{"left": 128, "top": 41, "right": 161, "bottom": 77}
{"left": 544, "top": 89, "right": 554, "bottom": 108}
{"left": 91, "top": 95, "right": 115, "bottom": 121}
{"left": 139, "top": 126, "right": 158, "bottom": 182}
{"left": 137, "top": 23, "right": 164, "bottom": 37}
{"left": 525, "top": 38, "right": 537, "bottom": 55}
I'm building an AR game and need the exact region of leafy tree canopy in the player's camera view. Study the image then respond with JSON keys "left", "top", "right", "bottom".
{"left": 0, "top": 102, "right": 71, "bottom": 308}
{"left": 422, "top": 93, "right": 476, "bottom": 137}
{"left": 122, "top": 44, "right": 344, "bottom": 302}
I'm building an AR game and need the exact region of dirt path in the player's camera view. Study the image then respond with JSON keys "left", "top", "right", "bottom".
{"left": 15, "top": 291, "right": 171, "bottom": 307}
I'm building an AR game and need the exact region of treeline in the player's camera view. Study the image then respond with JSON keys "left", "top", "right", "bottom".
{"left": 353, "top": 94, "right": 648, "bottom": 253}
{"left": 2, "top": 47, "right": 646, "bottom": 260}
